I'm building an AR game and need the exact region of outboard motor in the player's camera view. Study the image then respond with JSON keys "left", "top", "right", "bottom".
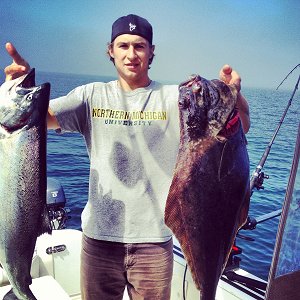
{"left": 47, "top": 177, "right": 69, "bottom": 229}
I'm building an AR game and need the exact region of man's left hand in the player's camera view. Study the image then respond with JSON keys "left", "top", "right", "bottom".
{"left": 219, "top": 64, "right": 241, "bottom": 92}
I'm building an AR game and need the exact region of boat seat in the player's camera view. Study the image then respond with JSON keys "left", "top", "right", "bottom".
{"left": 0, "top": 275, "right": 71, "bottom": 299}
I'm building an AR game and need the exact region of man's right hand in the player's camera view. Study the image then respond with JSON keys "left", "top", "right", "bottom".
{"left": 4, "top": 42, "right": 61, "bottom": 130}
{"left": 4, "top": 42, "right": 30, "bottom": 81}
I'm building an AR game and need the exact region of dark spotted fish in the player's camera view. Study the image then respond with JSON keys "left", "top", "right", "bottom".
{"left": 165, "top": 75, "right": 250, "bottom": 300}
{"left": 0, "top": 69, "right": 51, "bottom": 300}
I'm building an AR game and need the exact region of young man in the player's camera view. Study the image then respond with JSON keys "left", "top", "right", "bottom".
{"left": 4, "top": 14, "right": 250, "bottom": 300}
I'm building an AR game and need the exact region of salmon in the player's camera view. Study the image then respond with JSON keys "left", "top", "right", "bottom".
{"left": 0, "top": 69, "right": 51, "bottom": 300}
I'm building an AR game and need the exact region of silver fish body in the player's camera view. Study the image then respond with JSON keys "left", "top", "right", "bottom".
{"left": 165, "top": 75, "right": 250, "bottom": 300}
{"left": 0, "top": 69, "right": 51, "bottom": 300}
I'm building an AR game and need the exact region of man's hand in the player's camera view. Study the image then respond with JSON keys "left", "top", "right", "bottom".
{"left": 219, "top": 64, "right": 250, "bottom": 133}
{"left": 4, "top": 42, "right": 30, "bottom": 81}
{"left": 219, "top": 64, "right": 241, "bottom": 92}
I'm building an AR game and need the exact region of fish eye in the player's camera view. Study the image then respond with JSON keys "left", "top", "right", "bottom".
{"left": 179, "top": 89, "right": 191, "bottom": 109}
{"left": 179, "top": 98, "right": 190, "bottom": 109}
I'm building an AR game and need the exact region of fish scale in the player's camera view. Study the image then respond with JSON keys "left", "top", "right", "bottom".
{"left": 165, "top": 75, "right": 250, "bottom": 300}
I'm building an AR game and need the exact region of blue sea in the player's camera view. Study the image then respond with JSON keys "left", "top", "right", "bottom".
{"left": 9, "top": 71, "right": 300, "bottom": 282}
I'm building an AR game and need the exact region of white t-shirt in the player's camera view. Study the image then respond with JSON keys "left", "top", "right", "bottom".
{"left": 50, "top": 80, "right": 180, "bottom": 243}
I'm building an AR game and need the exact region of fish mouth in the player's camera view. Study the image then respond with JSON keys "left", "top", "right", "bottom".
{"left": 178, "top": 75, "right": 208, "bottom": 139}
{"left": 14, "top": 68, "right": 38, "bottom": 98}
{"left": 178, "top": 87, "right": 192, "bottom": 109}
{"left": 178, "top": 75, "right": 204, "bottom": 112}
{"left": 19, "top": 68, "right": 36, "bottom": 89}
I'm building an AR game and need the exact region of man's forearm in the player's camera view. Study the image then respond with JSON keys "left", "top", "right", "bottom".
{"left": 237, "top": 92, "right": 250, "bottom": 134}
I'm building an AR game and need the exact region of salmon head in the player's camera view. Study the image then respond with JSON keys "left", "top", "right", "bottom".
{"left": 0, "top": 68, "right": 50, "bottom": 133}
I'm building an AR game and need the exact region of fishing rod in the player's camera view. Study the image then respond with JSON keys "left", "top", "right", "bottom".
{"left": 223, "top": 66, "right": 300, "bottom": 293}
{"left": 242, "top": 63, "right": 300, "bottom": 230}
{"left": 249, "top": 64, "right": 300, "bottom": 193}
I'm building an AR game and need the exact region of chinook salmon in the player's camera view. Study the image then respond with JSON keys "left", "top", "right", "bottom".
{"left": 165, "top": 75, "right": 250, "bottom": 300}
{"left": 0, "top": 69, "right": 51, "bottom": 300}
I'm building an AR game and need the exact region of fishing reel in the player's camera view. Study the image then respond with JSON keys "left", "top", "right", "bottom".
{"left": 46, "top": 177, "right": 70, "bottom": 230}
{"left": 254, "top": 171, "right": 269, "bottom": 190}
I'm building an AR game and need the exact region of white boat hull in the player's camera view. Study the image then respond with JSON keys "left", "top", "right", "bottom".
{"left": 0, "top": 229, "right": 266, "bottom": 299}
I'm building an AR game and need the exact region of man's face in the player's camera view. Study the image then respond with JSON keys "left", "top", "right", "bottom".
{"left": 109, "top": 34, "right": 155, "bottom": 87}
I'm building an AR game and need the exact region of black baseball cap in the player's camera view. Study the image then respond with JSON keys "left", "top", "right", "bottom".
{"left": 111, "top": 14, "right": 153, "bottom": 44}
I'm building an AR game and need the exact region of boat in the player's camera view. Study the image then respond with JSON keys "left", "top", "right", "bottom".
{"left": 0, "top": 189, "right": 267, "bottom": 300}
{"left": 0, "top": 227, "right": 267, "bottom": 300}
{"left": 1, "top": 122, "right": 298, "bottom": 300}
{"left": 0, "top": 161, "right": 269, "bottom": 300}
{"left": 1, "top": 72, "right": 299, "bottom": 300}
{"left": 0, "top": 138, "right": 299, "bottom": 300}
{"left": 0, "top": 168, "right": 287, "bottom": 300}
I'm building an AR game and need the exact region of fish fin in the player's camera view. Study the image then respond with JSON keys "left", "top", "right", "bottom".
{"left": 3, "top": 289, "right": 19, "bottom": 300}
{"left": 165, "top": 180, "right": 182, "bottom": 233}
{"left": 38, "top": 205, "right": 52, "bottom": 236}
{"left": 177, "top": 233, "right": 201, "bottom": 291}
{"left": 165, "top": 174, "right": 187, "bottom": 243}
{"left": 4, "top": 288, "right": 37, "bottom": 300}
{"left": 165, "top": 175, "right": 202, "bottom": 290}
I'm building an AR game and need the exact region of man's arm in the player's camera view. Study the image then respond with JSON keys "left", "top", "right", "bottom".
{"left": 236, "top": 93, "right": 250, "bottom": 134}
{"left": 219, "top": 64, "right": 250, "bottom": 134}
{"left": 47, "top": 108, "right": 60, "bottom": 130}
{"left": 4, "top": 42, "right": 60, "bottom": 130}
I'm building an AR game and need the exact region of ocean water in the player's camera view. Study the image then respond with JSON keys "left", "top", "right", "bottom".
{"left": 7, "top": 71, "right": 299, "bottom": 282}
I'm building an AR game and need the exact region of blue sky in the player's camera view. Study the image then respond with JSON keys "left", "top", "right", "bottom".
{"left": 0, "top": 0, "right": 299, "bottom": 89}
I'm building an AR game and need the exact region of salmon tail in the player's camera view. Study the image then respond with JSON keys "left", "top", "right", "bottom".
{"left": 3, "top": 289, "right": 16, "bottom": 300}
{"left": 4, "top": 287, "right": 37, "bottom": 300}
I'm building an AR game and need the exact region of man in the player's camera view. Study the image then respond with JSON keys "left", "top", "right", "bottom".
{"left": 4, "top": 14, "right": 250, "bottom": 300}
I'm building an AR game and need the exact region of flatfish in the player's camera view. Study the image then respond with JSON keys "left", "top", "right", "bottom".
{"left": 165, "top": 75, "right": 250, "bottom": 300}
